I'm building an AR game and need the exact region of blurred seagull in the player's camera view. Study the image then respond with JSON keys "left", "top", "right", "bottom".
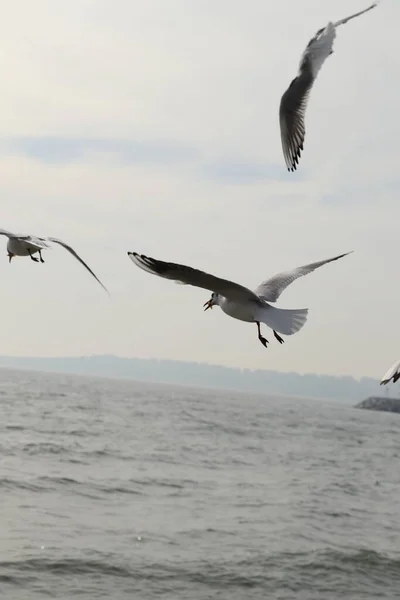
{"left": 380, "top": 360, "right": 400, "bottom": 385}
{"left": 0, "top": 228, "right": 108, "bottom": 293}
{"left": 279, "top": 2, "right": 378, "bottom": 172}
{"left": 128, "top": 250, "right": 352, "bottom": 349}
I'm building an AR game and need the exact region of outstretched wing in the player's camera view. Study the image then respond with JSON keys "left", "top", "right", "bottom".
{"left": 334, "top": 2, "right": 378, "bottom": 28}
{"left": 380, "top": 359, "right": 400, "bottom": 385}
{"left": 279, "top": 23, "right": 336, "bottom": 171}
{"left": 254, "top": 252, "right": 352, "bottom": 303}
{"left": 0, "top": 228, "right": 17, "bottom": 238}
{"left": 280, "top": 2, "right": 379, "bottom": 172}
{"left": 128, "top": 252, "right": 257, "bottom": 302}
{"left": 47, "top": 237, "right": 108, "bottom": 294}
{"left": 0, "top": 229, "right": 49, "bottom": 249}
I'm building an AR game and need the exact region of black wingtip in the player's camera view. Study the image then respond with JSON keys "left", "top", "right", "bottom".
{"left": 333, "top": 251, "right": 354, "bottom": 261}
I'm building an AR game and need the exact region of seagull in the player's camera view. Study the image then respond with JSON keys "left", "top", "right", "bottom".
{"left": 380, "top": 360, "right": 400, "bottom": 385}
{"left": 279, "top": 2, "right": 378, "bottom": 172}
{"left": 128, "top": 250, "right": 352, "bottom": 349}
{"left": 0, "top": 228, "right": 108, "bottom": 292}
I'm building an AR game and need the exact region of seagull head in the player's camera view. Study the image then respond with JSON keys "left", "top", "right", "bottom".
{"left": 203, "top": 292, "right": 219, "bottom": 311}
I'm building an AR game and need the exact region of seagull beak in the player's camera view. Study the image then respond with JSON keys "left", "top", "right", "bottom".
{"left": 203, "top": 300, "right": 213, "bottom": 311}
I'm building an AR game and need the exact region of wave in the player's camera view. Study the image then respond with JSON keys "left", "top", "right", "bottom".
{"left": 0, "top": 549, "right": 398, "bottom": 589}
{"left": 0, "top": 558, "right": 132, "bottom": 579}
{"left": 22, "top": 442, "right": 73, "bottom": 455}
{"left": 295, "top": 547, "right": 400, "bottom": 575}
{"left": 38, "top": 476, "right": 144, "bottom": 497}
{"left": 0, "top": 477, "right": 45, "bottom": 493}
{"left": 0, "top": 472, "right": 194, "bottom": 497}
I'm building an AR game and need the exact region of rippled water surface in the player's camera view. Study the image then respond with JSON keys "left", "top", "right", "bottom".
{"left": 1, "top": 368, "right": 399, "bottom": 599}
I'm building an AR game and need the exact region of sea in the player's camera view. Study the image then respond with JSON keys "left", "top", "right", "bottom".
{"left": 1, "top": 368, "right": 399, "bottom": 599}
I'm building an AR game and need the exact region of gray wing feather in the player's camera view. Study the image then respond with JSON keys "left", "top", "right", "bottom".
{"left": 128, "top": 252, "right": 257, "bottom": 302}
{"left": 279, "top": 68, "right": 314, "bottom": 172}
{"left": 47, "top": 237, "right": 108, "bottom": 294}
{"left": 254, "top": 252, "right": 352, "bottom": 302}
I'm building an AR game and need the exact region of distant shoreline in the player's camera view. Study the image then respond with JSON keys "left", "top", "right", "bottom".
{"left": 0, "top": 354, "right": 383, "bottom": 403}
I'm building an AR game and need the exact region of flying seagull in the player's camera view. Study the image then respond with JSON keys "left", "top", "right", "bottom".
{"left": 0, "top": 228, "right": 108, "bottom": 293}
{"left": 279, "top": 2, "right": 378, "bottom": 172}
{"left": 128, "top": 250, "right": 352, "bottom": 349}
{"left": 380, "top": 360, "right": 400, "bottom": 385}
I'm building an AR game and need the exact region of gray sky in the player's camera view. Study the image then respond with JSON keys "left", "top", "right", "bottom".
{"left": 0, "top": 0, "right": 397, "bottom": 379}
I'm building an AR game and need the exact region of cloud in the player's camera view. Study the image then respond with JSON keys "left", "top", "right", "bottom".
{"left": 0, "top": 135, "right": 305, "bottom": 186}
{"left": 0, "top": 136, "right": 200, "bottom": 166}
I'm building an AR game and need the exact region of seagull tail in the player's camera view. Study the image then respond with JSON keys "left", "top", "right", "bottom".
{"left": 256, "top": 305, "right": 308, "bottom": 336}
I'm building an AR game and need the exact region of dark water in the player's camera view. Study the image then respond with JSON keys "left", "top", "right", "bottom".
{"left": 1, "top": 368, "right": 399, "bottom": 599}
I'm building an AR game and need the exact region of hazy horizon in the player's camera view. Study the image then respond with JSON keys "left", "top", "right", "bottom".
{"left": 0, "top": 1, "right": 397, "bottom": 380}
{"left": 0, "top": 351, "right": 382, "bottom": 382}
{"left": 0, "top": 353, "right": 390, "bottom": 404}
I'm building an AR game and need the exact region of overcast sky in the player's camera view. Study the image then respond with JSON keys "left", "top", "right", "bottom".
{"left": 0, "top": 0, "right": 397, "bottom": 379}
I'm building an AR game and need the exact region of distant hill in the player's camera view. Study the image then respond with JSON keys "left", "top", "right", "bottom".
{"left": 0, "top": 354, "right": 385, "bottom": 403}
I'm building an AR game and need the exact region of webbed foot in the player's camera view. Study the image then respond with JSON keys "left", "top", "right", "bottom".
{"left": 273, "top": 330, "right": 285, "bottom": 344}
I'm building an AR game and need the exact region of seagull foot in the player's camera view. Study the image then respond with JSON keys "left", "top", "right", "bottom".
{"left": 273, "top": 330, "right": 285, "bottom": 344}
{"left": 256, "top": 321, "right": 269, "bottom": 349}
{"left": 258, "top": 335, "right": 269, "bottom": 349}
{"left": 30, "top": 256, "right": 39, "bottom": 262}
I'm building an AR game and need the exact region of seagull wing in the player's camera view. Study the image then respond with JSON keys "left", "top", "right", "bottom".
{"left": 380, "top": 359, "right": 400, "bottom": 385}
{"left": 128, "top": 252, "right": 257, "bottom": 302}
{"left": 23, "top": 235, "right": 51, "bottom": 250}
{"left": 333, "top": 2, "right": 378, "bottom": 28}
{"left": 254, "top": 252, "right": 352, "bottom": 303}
{"left": 47, "top": 237, "right": 108, "bottom": 294}
{"left": 0, "top": 228, "right": 19, "bottom": 238}
{"left": 0, "top": 229, "right": 49, "bottom": 249}
{"left": 280, "top": 2, "right": 378, "bottom": 172}
{"left": 279, "top": 23, "right": 336, "bottom": 171}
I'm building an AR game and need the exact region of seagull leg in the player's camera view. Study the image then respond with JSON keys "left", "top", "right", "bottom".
{"left": 38, "top": 250, "right": 45, "bottom": 263}
{"left": 256, "top": 322, "right": 269, "bottom": 349}
{"left": 273, "top": 330, "right": 285, "bottom": 344}
{"left": 7, "top": 253, "right": 13, "bottom": 263}
{"left": 28, "top": 250, "right": 39, "bottom": 263}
